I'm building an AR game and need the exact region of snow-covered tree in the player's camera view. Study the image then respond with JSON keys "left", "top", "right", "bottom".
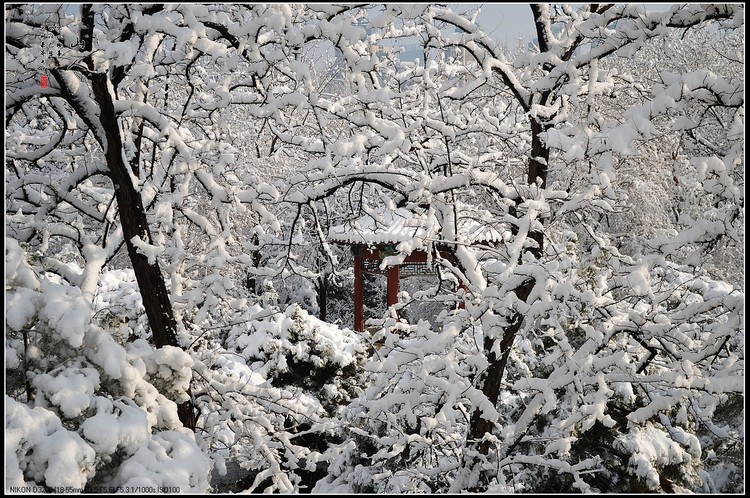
{"left": 265, "top": 4, "right": 744, "bottom": 493}
{"left": 5, "top": 3, "right": 743, "bottom": 493}
{"left": 5, "top": 4, "right": 372, "bottom": 491}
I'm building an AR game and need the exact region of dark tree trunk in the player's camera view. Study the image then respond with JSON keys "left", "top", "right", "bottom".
{"left": 246, "top": 234, "right": 262, "bottom": 294}
{"left": 468, "top": 118, "right": 549, "bottom": 453}
{"left": 82, "top": 6, "right": 194, "bottom": 430}
{"left": 468, "top": 280, "right": 534, "bottom": 454}
{"left": 528, "top": 119, "right": 550, "bottom": 188}
{"left": 89, "top": 71, "right": 195, "bottom": 430}
{"left": 527, "top": 119, "right": 550, "bottom": 258}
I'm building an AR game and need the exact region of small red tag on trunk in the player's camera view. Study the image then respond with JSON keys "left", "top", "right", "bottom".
{"left": 40, "top": 75, "right": 49, "bottom": 88}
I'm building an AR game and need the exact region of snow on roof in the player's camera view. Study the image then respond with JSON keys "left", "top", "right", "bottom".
{"left": 328, "top": 208, "right": 428, "bottom": 245}
{"left": 459, "top": 218, "right": 508, "bottom": 245}
{"left": 328, "top": 207, "right": 508, "bottom": 246}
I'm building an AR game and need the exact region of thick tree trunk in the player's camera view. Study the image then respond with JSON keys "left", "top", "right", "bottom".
{"left": 468, "top": 280, "right": 534, "bottom": 454}
{"left": 528, "top": 120, "right": 549, "bottom": 188}
{"left": 83, "top": 13, "right": 195, "bottom": 428}
{"left": 468, "top": 119, "right": 549, "bottom": 453}
{"left": 527, "top": 119, "right": 550, "bottom": 258}
{"left": 90, "top": 72, "right": 196, "bottom": 430}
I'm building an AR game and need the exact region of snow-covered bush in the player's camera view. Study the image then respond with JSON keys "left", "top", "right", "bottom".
{"left": 229, "top": 304, "right": 366, "bottom": 413}
{"left": 191, "top": 301, "right": 369, "bottom": 492}
{"left": 5, "top": 238, "right": 211, "bottom": 493}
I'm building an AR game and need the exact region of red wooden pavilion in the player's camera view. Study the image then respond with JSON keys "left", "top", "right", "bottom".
{"left": 328, "top": 208, "right": 505, "bottom": 332}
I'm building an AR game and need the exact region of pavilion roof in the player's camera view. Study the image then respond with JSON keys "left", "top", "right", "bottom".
{"left": 328, "top": 207, "right": 508, "bottom": 247}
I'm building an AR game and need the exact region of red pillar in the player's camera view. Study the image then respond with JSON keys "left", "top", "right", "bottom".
{"left": 458, "top": 282, "right": 468, "bottom": 310}
{"left": 387, "top": 264, "right": 399, "bottom": 312}
{"left": 354, "top": 249, "right": 364, "bottom": 332}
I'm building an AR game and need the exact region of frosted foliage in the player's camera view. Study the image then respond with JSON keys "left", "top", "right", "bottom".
{"left": 615, "top": 425, "right": 695, "bottom": 489}
{"left": 6, "top": 397, "right": 96, "bottom": 490}
{"left": 5, "top": 242, "right": 209, "bottom": 491}
{"left": 4, "top": 3, "right": 744, "bottom": 494}
{"left": 229, "top": 304, "right": 365, "bottom": 381}
{"left": 5, "top": 238, "right": 40, "bottom": 290}
{"left": 195, "top": 302, "right": 368, "bottom": 492}
{"left": 112, "top": 431, "right": 212, "bottom": 492}
{"left": 6, "top": 287, "right": 38, "bottom": 332}
{"left": 317, "top": 317, "right": 487, "bottom": 493}
{"left": 27, "top": 430, "right": 97, "bottom": 489}
{"left": 129, "top": 342, "right": 194, "bottom": 403}
{"left": 80, "top": 408, "right": 121, "bottom": 455}
{"left": 33, "top": 365, "right": 100, "bottom": 419}
{"left": 5, "top": 396, "right": 53, "bottom": 489}
{"left": 38, "top": 283, "right": 91, "bottom": 348}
